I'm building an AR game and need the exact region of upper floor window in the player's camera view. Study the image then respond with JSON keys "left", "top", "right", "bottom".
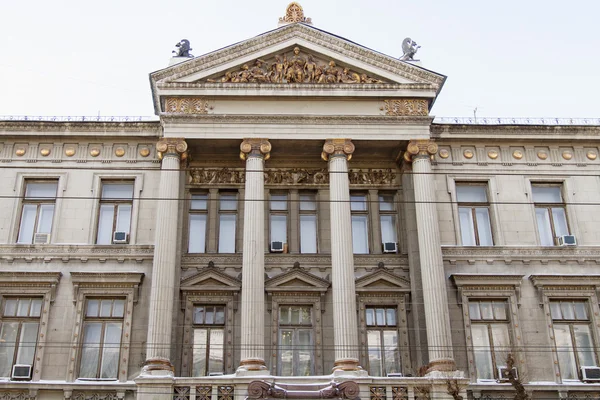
{"left": 299, "top": 192, "right": 318, "bottom": 253}
{"left": 218, "top": 192, "right": 237, "bottom": 253}
{"left": 189, "top": 193, "right": 208, "bottom": 253}
{"left": 550, "top": 300, "right": 597, "bottom": 380}
{"left": 17, "top": 181, "right": 58, "bottom": 244}
{"left": 270, "top": 193, "right": 288, "bottom": 253}
{"left": 96, "top": 182, "right": 133, "bottom": 245}
{"left": 278, "top": 305, "right": 313, "bottom": 376}
{"left": 366, "top": 307, "right": 400, "bottom": 376}
{"left": 0, "top": 298, "right": 43, "bottom": 378}
{"left": 379, "top": 194, "right": 398, "bottom": 253}
{"left": 351, "top": 194, "right": 369, "bottom": 254}
{"left": 469, "top": 300, "right": 510, "bottom": 380}
{"left": 457, "top": 184, "right": 493, "bottom": 246}
{"left": 532, "top": 184, "right": 569, "bottom": 246}
{"left": 192, "top": 305, "right": 225, "bottom": 376}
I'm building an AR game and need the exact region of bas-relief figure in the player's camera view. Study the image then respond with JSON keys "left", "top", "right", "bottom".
{"left": 172, "top": 39, "right": 193, "bottom": 58}
{"left": 400, "top": 37, "right": 420, "bottom": 61}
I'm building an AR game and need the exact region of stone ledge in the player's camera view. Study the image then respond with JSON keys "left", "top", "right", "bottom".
{"left": 443, "top": 246, "right": 600, "bottom": 264}
{"left": 0, "top": 244, "right": 154, "bottom": 263}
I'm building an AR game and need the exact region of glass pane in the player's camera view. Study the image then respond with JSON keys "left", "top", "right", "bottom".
{"left": 574, "top": 302, "right": 588, "bottom": 320}
{"left": 97, "top": 204, "right": 114, "bottom": 245}
{"left": 367, "top": 330, "right": 383, "bottom": 376}
{"left": 457, "top": 185, "right": 488, "bottom": 203}
{"left": 100, "top": 323, "right": 122, "bottom": 379}
{"left": 469, "top": 302, "right": 481, "bottom": 320}
{"left": 459, "top": 207, "right": 476, "bottom": 246}
{"left": 552, "top": 208, "right": 569, "bottom": 237}
{"left": 208, "top": 329, "right": 224, "bottom": 374}
{"left": 535, "top": 208, "right": 554, "bottom": 246}
{"left": 191, "top": 194, "right": 208, "bottom": 210}
{"left": 4, "top": 299, "right": 17, "bottom": 317}
{"left": 493, "top": 302, "right": 507, "bottom": 320}
{"left": 366, "top": 309, "right": 375, "bottom": 326}
{"left": 37, "top": 204, "right": 55, "bottom": 233}
{"left": 380, "top": 215, "right": 397, "bottom": 244}
{"left": 300, "top": 307, "right": 311, "bottom": 324}
{"left": 300, "top": 215, "right": 317, "bottom": 253}
{"left": 480, "top": 302, "right": 494, "bottom": 320}
{"left": 375, "top": 308, "right": 385, "bottom": 326}
{"left": 17, "top": 204, "right": 37, "bottom": 244}
{"left": 383, "top": 330, "right": 400, "bottom": 375}
{"left": 219, "top": 194, "right": 237, "bottom": 211}
{"left": 102, "top": 183, "right": 133, "bottom": 200}
{"left": 350, "top": 195, "right": 367, "bottom": 211}
{"left": 86, "top": 300, "right": 99, "bottom": 317}
{"left": 351, "top": 215, "right": 369, "bottom": 254}
{"left": 297, "top": 330, "right": 313, "bottom": 376}
{"left": 491, "top": 324, "right": 510, "bottom": 369}
{"left": 574, "top": 324, "right": 597, "bottom": 367}
{"left": 550, "top": 302, "right": 562, "bottom": 320}
{"left": 205, "top": 307, "right": 214, "bottom": 324}
{"left": 279, "top": 330, "right": 293, "bottom": 376}
{"left": 553, "top": 324, "right": 578, "bottom": 380}
{"left": 194, "top": 307, "right": 205, "bottom": 324}
{"left": 188, "top": 214, "right": 207, "bottom": 253}
{"left": 17, "top": 299, "right": 30, "bottom": 317}
{"left": 16, "top": 322, "right": 39, "bottom": 365}
{"left": 270, "top": 194, "right": 288, "bottom": 211}
{"left": 386, "top": 309, "right": 397, "bottom": 326}
{"left": 471, "top": 324, "right": 493, "bottom": 379}
{"left": 26, "top": 182, "right": 58, "bottom": 199}
{"left": 116, "top": 204, "right": 131, "bottom": 233}
{"left": 30, "top": 299, "right": 42, "bottom": 317}
{"left": 379, "top": 195, "right": 395, "bottom": 211}
{"left": 475, "top": 208, "right": 493, "bottom": 246}
{"left": 193, "top": 329, "right": 208, "bottom": 376}
{"left": 270, "top": 215, "right": 287, "bottom": 243}
{"left": 0, "top": 322, "right": 19, "bottom": 377}
{"left": 279, "top": 306, "right": 290, "bottom": 325}
{"left": 291, "top": 307, "right": 300, "bottom": 325}
{"left": 299, "top": 194, "right": 316, "bottom": 211}
{"left": 561, "top": 302, "right": 575, "bottom": 320}
{"left": 532, "top": 185, "right": 562, "bottom": 203}
{"left": 99, "top": 300, "right": 112, "bottom": 317}
{"left": 79, "top": 322, "right": 102, "bottom": 378}
{"left": 215, "top": 306, "right": 225, "bottom": 325}
{"left": 218, "top": 214, "right": 236, "bottom": 253}
{"left": 112, "top": 300, "right": 125, "bottom": 318}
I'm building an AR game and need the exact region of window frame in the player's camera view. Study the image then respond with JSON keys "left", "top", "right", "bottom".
{"left": 378, "top": 192, "right": 399, "bottom": 253}
{"left": 190, "top": 304, "right": 226, "bottom": 377}
{"left": 16, "top": 180, "right": 59, "bottom": 244}
{"left": 530, "top": 182, "right": 569, "bottom": 246}
{"left": 269, "top": 191, "right": 289, "bottom": 252}
{"left": 217, "top": 191, "right": 238, "bottom": 254}
{"left": 455, "top": 182, "right": 494, "bottom": 246}
{"left": 364, "top": 305, "right": 402, "bottom": 376}
{"left": 95, "top": 180, "right": 135, "bottom": 245}
{"left": 276, "top": 304, "right": 315, "bottom": 376}
{"left": 187, "top": 192, "right": 209, "bottom": 254}
{"left": 298, "top": 191, "right": 318, "bottom": 254}
{"left": 350, "top": 192, "right": 370, "bottom": 254}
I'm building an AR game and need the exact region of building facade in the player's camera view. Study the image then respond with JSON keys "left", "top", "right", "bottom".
{"left": 1, "top": 4, "right": 600, "bottom": 400}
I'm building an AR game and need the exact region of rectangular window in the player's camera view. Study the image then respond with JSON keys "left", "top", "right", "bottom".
{"left": 278, "top": 305, "right": 313, "bottom": 376}
{"left": 218, "top": 193, "right": 237, "bottom": 253}
{"left": 551, "top": 300, "right": 597, "bottom": 380}
{"left": 0, "top": 298, "right": 43, "bottom": 377}
{"left": 351, "top": 194, "right": 369, "bottom": 254}
{"left": 532, "top": 184, "right": 569, "bottom": 246}
{"left": 192, "top": 305, "right": 225, "bottom": 376}
{"left": 469, "top": 300, "right": 510, "bottom": 380}
{"left": 96, "top": 182, "right": 134, "bottom": 245}
{"left": 456, "top": 184, "right": 493, "bottom": 246}
{"left": 379, "top": 194, "right": 397, "bottom": 252}
{"left": 365, "top": 307, "right": 400, "bottom": 376}
{"left": 299, "top": 193, "right": 317, "bottom": 253}
{"left": 189, "top": 193, "right": 208, "bottom": 253}
{"left": 17, "top": 181, "right": 58, "bottom": 244}
{"left": 270, "top": 193, "right": 288, "bottom": 252}
{"left": 79, "top": 298, "right": 125, "bottom": 379}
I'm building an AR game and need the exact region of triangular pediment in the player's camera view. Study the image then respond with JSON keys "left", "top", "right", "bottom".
{"left": 266, "top": 266, "right": 330, "bottom": 292}
{"left": 181, "top": 267, "right": 241, "bottom": 292}
{"left": 355, "top": 268, "right": 410, "bottom": 292}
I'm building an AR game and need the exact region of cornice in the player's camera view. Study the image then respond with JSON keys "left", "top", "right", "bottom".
{"left": 451, "top": 274, "right": 525, "bottom": 288}
{"left": 0, "top": 245, "right": 154, "bottom": 263}
{"left": 529, "top": 274, "right": 600, "bottom": 288}
{"left": 182, "top": 254, "right": 409, "bottom": 267}
{"left": 156, "top": 81, "right": 437, "bottom": 92}
{"left": 0, "top": 121, "right": 161, "bottom": 135}
{"left": 0, "top": 271, "right": 62, "bottom": 286}
{"left": 431, "top": 124, "right": 600, "bottom": 139}
{"left": 442, "top": 246, "right": 600, "bottom": 264}
{"left": 160, "top": 114, "right": 433, "bottom": 125}
{"left": 70, "top": 272, "right": 145, "bottom": 286}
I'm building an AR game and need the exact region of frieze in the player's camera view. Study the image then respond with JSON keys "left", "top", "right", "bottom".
{"left": 0, "top": 393, "right": 33, "bottom": 400}
{"left": 0, "top": 245, "right": 154, "bottom": 263}
{"left": 164, "top": 97, "right": 209, "bottom": 114}
{"left": 161, "top": 114, "right": 432, "bottom": 125}
{"left": 442, "top": 246, "right": 600, "bottom": 263}
{"left": 72, "top": 392, "right": 119, "bottom": 400}
{"left": 182, "top": 254, "right": 408, "bottom": 266}
{"left": 384, "top": 99, "right": 429, "bottom": 116}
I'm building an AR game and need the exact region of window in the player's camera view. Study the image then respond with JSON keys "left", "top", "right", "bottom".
{"left": 270, "top": 193, "right": 288, "bottom": 252}
{"left": 365, "top": 307, "right": 400, "bottom": 376}
{"left": 0, "top": 298, "right": 43, "bottom": 377}
{"left": 79, "top": 298, "right": 125, "bottom": 379}
{"left": 278, "top": 305, "right": 313, "bottom": 376}
{"left": 351, "top": 194, "right": 369, "bottom": 254}
{"left": 468, "top": 300, "right": 511, "bottom": 380}
{"left": 96, "top": 182, "right": 134, "bottom": 244}
{"left": 192, "top": 305, "right": 225, "bottom": 376}
{"left": 456, "top": 184, "right": 493, "bottom": 246}
{"left": 218, "top": 193, "right": 237, "bottom": 253}
{"left": 532, "top": 184, "right": 569, "bottom": 246}
{"left": 17, "top": 181, "right": 58, "bottom": 244}
{"left": 299, "top": 192, "right": 317, "bottom": 253}
{"left": 379, "top": 194, "right": 397, "bottom": 252}
{"left": 550, "top": 300, "right": 597, "bottom": 380}
{"left": 189, "top": 193, "right": 208, "bottom": 253}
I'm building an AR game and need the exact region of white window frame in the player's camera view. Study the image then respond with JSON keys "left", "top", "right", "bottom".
{"left": 298, "top": 191, "right": 318, "bottom": 254}
{"left": 186, "top": 192, "right": 209, "bottom": 254}
{"left": 217, "top": 191, "right": 238, "bottom": 253}
{"left": 350, "top": 192, "right": 370, "bottom": 254}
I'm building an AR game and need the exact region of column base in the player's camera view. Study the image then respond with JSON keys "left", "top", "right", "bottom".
{"left": 236, "top": 358, "right": 269, "bottom": 375}
{"left": 332, "top": 358, "right": 362, "bottom": 372}
{"left": 140, "top": 358, "right": 175, "bottom": 376}
{"left": 426, "top": 359, "right": 457, "bottom": 374}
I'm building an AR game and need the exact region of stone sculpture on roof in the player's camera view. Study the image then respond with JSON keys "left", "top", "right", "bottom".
{"left": 172, "top": 39, "right": 193, "bottom": 58}
{"left": 400, "top": 37, "right": 420, "bottom": 61}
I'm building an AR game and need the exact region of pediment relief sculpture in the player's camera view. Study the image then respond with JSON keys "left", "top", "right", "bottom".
{"left": 205, "top": 47, "right": 386, "bottom": 84}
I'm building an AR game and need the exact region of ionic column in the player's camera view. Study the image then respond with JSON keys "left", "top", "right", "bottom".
{"left": 322, "top": 139, "right": 360, "bottom": 371}
{"left": 237, "top": 138, "right": 271, "bottom": 372}
{"left": 142, "top": 138, "right": 188, "bottom": 375}
{"left": 404, "top": 140, "right": 456, "bottom": 372}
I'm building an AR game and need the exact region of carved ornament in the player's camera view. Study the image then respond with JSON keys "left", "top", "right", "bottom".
{"left": 322, "top": 138, "right": 355, "bottom": 161}
{"left": 278, "top": 2, "right": 312, "bottom": 25}
{"left": 247, "top": 380, "right": 359, "bottom": 400}
{"left": 403, "top": 140, "right": 438, "bottom": 163}
{"left": 157, "top": 138, "right": 188, "bottom": 160}
{"left": 240, "top": 138, "right": 272, "bottom": 160}
{"left": 164, "top": 97, "right": 208, "bottom": 114}
{"left": 384, "top": 99, "right": 428, "bottom": 116}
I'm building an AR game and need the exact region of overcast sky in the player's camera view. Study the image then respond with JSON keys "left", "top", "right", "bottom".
{"left": 1, "top": 0, "right": 598, "bottom": 119}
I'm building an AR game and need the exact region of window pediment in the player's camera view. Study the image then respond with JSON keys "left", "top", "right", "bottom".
{"left": 0, "top": 271, "right": 62, "bottom": 301}
{"left": 70, "top": 272, "right": 144, "bottom": 302}
{"left": 180, "top": 267, "right": 241, "bottom": 292}
{"left": 265, "top": 267, "right": 330, "bottom": 293}
{"left": 355, "top": 268, "right": 410, "bottom": 293}
{"left": 451, "top": 274, "right": 525, "bottom": 305}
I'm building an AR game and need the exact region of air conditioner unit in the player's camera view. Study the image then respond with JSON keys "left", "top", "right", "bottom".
{"left": 33, "top": 232, "right": 50, "bottom": 244}
{"left": 387, "top": 372, "right": 403, "bottom": 377}
{"left": 11, "top": 364, "right": 32, "bottom": 380}
{"left": 497, "top": 366, "right": 518, "bottom": 381}
{"left": 382, "top": 242, "right": 398, "bottom": 253}
{"left": 558, "top": 235, "right": 577, "bottom": 246}
{"left": 581, "top": 366, "right": 600, "bottom": 381}
{"left": 112, "top": 231, "right": 129, "bottom": 244}
{"left": 270, "top": 241, "right": 284, "bottom": 253}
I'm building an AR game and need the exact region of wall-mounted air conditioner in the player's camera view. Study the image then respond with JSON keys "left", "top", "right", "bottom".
{"left": 581, "top": 366, "right": 600, "bottom": 381}
{"left": 382, "top": 242, "right": 398, "bottom": 253}
{"left": 11, "top": 364, "right": 32, "bottom": 380}
{"left": 33, "top": 232, "right": 50, "bottom": 244}
{"left": 497, "top": 366, "right": 518, "bottom": 381}
{"left": 112, "top": 231, "right": 129, "bottom": 244}
{"left": 558, "top": 235, "right": 577, "bottom": 246}
{"left": 270, "top": 241, "right": 284, "bottom": 253}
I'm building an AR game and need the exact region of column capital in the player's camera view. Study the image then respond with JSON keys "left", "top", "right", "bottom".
{"left": 321, "top": 139, "right": 355, "bottom": 161}
{"left": 240, "top": 138, "right": 271, "bottom": 160}
{"left": 403, "top": 139, "right": 438, "bottom": 163}
{"left": 156, "top": 138, "right": 188, "bottom": 161}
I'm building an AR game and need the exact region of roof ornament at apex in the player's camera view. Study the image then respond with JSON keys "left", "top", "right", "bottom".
{"left": 278, "top": 2, "right": 312, "bottom": 26}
